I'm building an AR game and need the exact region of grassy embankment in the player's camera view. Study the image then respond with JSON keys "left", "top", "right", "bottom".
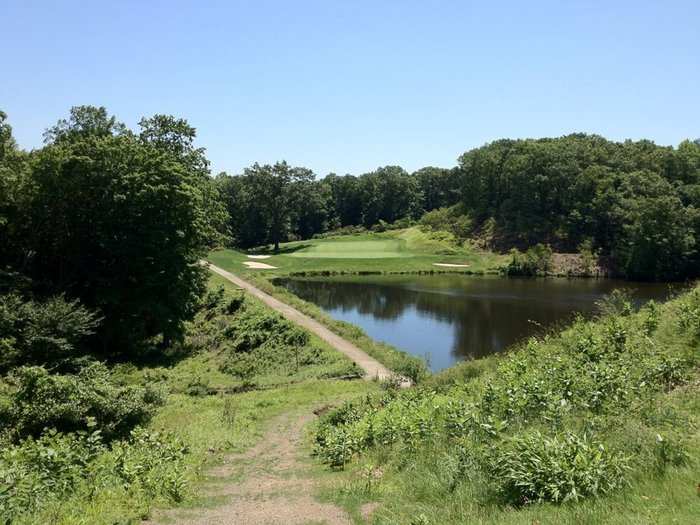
{"left": 310, "top": 285, "right": 700, "bottom": 524}
{"left": 207, "top": 228, "right": 504, "bottom": 379}
{"left": 0, "top": 274, "right": 379, "bottom": 524}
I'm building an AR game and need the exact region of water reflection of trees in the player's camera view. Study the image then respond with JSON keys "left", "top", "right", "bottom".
{"left": 278, "top": 278, "right": 668, "bottom": 361}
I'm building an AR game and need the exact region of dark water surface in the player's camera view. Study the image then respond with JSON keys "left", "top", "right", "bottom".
{"left": 275, "top": 275, "right": 671, "bottom": 371}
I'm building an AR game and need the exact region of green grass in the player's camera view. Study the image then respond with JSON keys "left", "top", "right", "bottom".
{"left": 208, "top": 228, "right": 505, "bottom": 278}
{"left": 206, "top": 228, "right": 502, "bottom": 379}
{"left": 289, "top": 238, "right": 412, "bottom": 259}
{"left": 3, "top": 276, "right": 379, "bottom": 524}
{"left": 244, "top": 274, "right": 429, "bottom": 383}
{"left": 309, "top": 285, "right": 700, "bottom": 524}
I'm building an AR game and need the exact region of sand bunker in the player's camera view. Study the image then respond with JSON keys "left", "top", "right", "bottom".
{"left": 433, "top": 263, "right": 470, "bottom": 268}
{"left": 243, "top": 261, "right": 277, "bottom": 269}
{"left": 247, "top": 255, "right": 272, "bottom": 259}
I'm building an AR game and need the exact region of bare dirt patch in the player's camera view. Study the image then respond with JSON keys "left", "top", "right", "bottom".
{"left": 147, "top": 410, "right": 350, "bottom": 525}
{"left": 360, "top": 502, "right": 380, "bottom": 521}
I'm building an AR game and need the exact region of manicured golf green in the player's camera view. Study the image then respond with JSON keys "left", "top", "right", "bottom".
{"left": 207, "top": 228, "right": 506, "bottom": 277}
{"left": 289, "top": 238, "right": 412, "bottom": 258}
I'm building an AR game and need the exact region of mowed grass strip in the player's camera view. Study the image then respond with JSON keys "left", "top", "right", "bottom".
{"left": 289, "top": 238, "right": 412, "bottom": 258}
{"left": 207, "top": 229, "right": 506, "bottom": 276}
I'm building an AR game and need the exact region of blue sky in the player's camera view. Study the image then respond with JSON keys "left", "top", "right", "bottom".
{"left": 2, "top": 1, "right": 698, "bottom": 176}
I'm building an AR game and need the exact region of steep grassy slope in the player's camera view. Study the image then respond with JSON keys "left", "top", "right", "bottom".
{"left": 0, "top": 276, "right": 376, "bottom": 524}
{"left": 312, "top": 286, "right": 700, "bottom": 524}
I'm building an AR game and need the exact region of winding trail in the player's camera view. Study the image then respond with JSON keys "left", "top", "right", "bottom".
{"left": 148, "top": 409, "right": 353, "bottom": 525}
{"left": 206, "top": 262, "right": 401, "bottom": 383}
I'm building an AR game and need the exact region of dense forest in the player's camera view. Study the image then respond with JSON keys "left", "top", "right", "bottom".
{"left": 7, "top": 107, "right": 697, "bottom": 284}
{"left": 216, "top": 135, "right": 700, "bottom": 280}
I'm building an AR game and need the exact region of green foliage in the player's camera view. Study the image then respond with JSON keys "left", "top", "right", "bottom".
{"left": 313, "top": 286, "right": 700, "bottom": 509}
{"left": 186, "top": 285, "right": 360, "bottom": 384}
{"left": 0, "top": 429, "right": 104, "bottom": 521}
{"left": 111, "top": 427, "right": 190, "bottom": 503}
{"left": 578, "top": 239, "right": 599, "bottom": 276}
{"left": 487, "top": 431, "right": 630, "bottom": 505}
{"left": 0, "top": 427, "right": 189, "bottom": 523}
{"left": 419, "top": 205, "right": 473, "bottom": 244}
{"left": 458, "top": 135, "right": 700, "bottom": 279}
{"left": 2, "top": 106, "right": 228, "bottom": 355}
{"left": 505, "top": 243, "right": 553, "bottom": 276}
{"left": 0, "top": 293, "right": 101, "bottom": 371}
{"left": 0, "top": 363, "right": 163, "bottom": 441}
{"left": 217, "top": 161, "right": 317, "bottom": 250}
{"left": 676, "top": 288, "right": 700, "bottom": 339}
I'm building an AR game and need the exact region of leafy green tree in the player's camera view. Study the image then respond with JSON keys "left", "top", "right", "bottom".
{"left": 0, "top": 111, "right": 31, "bottom": 276}
{"left": 43, "top": 105, "right": 127, "bottom": 144}
{"left": 139, "top": 114, "right": 229, "bottom": 246}
{"left": 291, "top": 179, "right": 333, "bottom": 239}
{"left": 413, "top": 166, "right": 461, "bottom": 211}
{"left": 24, "top": 107, "right": 223, "bottom": 352}
{"left": 612, "top": 171, "right": 696, "bottom": 280}
{"left": 216, "top": 173, "right": 270, "bottom": 248}
{"left": 358, "top": 166, "right": 422, "bottom": 227}
{"left": 0, "top": 294, "right": 100, "bottom": 371}
{"left": 234, "top": 162, "right": 315, "bottom": 251}
{"left": 325, "top": 174, "right": 363, "bottom": 227}
{"left": 457, "top": 134, "right": 699, "bottom": 278}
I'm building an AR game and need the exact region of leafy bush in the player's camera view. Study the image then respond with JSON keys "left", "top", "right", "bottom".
{"left": 505, "top": 243, "right": 553, "bottom": 276}
{"left": 0, "top": 427, "right": 189, "bottom": 523}
{"left": 0, "top": 429, "right": 104, "bottom": 521}
{"left": 0, "top": 293, "right": 101, "bottom": 371}
{"left": 419, "top": 206, "right": 473, "bottom": 243}
{"left": 487, "top": 431, "right": 630, "bottom": 504}
{"left": 677, "top": 289, "right": 700, "bottom": 338}
{"left": 112, "top": 427, "right": 190, "bottom": 503}
{"left": 0, "top": 363, "right": 164, "bottom": 441}
{"left": 187, "top": 287, "right": 359, "bottom": 382}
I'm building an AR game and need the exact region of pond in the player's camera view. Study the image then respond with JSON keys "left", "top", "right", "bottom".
{"left": 275, "top": 274, "right": 671, "bottom": 371}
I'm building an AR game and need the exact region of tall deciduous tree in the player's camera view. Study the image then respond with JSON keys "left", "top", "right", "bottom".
{"left": 239, "top": 162, "right": 315, "bottom": 251}
{"left": 23, "top": 106, "right": 226, "bottom": 352}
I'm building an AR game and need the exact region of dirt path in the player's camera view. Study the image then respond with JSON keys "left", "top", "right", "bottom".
{"left": 206, "top": 262, "right": 404, "bottom": 384}
{"left": 149, "top": 409, "right": 351, "bottom": 525}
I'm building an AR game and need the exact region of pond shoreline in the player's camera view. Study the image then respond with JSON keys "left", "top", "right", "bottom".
{"left": 273, "top": 273, "right": 673, "bottom": 371}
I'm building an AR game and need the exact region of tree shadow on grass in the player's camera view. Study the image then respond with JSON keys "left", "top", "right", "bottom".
{"left": 251, "top": 243, "right": 312, "bottom": 255}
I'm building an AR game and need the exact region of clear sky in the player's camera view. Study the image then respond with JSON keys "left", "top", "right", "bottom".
{"left": 2, "top": 1, "right": 698, "bottom": 176}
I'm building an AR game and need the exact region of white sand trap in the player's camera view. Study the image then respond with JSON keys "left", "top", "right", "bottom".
{"left": 433, "top": 263, "right": 470, "bottom": 268}
{"left": 243, "top": 261, "right": 277, "bottom": 269}
{"left": 247, "top": 255, "right": 271, "bottom": 259}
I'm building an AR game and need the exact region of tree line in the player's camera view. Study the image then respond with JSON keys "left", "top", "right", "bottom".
{"left": 2, "top": 106, "right": 699, "bottom": 368}
{"left": 215, "top": 134, "right": 699, "bottom": 280}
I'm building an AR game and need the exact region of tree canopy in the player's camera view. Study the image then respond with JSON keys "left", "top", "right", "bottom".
{"left": 1, "top": 106, "right": 228, "bottom": 353}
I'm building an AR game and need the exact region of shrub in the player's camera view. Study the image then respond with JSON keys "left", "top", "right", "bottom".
{"left": 112, "top": 427, "right": 190, "bottom": 503}
{"left": 0, "top": 427, "right": 189, "bottom": 523}
{"left": 0, "top": 293, "right": 101, "bottom": 371}
{"left": 0, "top": 429, "right": 104, "bottom": 521}
{"left": 505, "top": 244, "right": 553, "bottom": 276}
{"left": 677, "top": 289, "right": 700, "bottom": 338}
{"left": 419, "top": 206, "right": 473, "bottom": 243}
{"left": 1, "top": 363, "right": 164, "bottom": 441}
{"left": 487, "top": 431, "right": 630, "bottom": 504}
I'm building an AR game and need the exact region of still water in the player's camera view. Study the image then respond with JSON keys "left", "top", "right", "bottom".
{"left": 275, "top": 275, "right": 671, "bottom": 371}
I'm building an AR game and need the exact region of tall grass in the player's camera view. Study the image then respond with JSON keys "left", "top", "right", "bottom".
{"left": 312, "top": 285, "right": 700, "bottom": 523}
